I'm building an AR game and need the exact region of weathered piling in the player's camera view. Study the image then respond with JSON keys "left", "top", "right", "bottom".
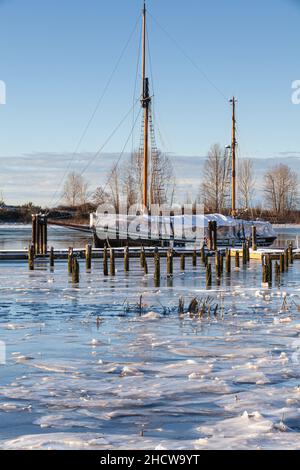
{"left": 49, "top": 246, "right": 54, "bottom": 268}
{"left": 288, "top": 243, "right": 294, "bottom": 264}
{"left": 212, "top": 221, "right": 218, "bottom": 251}
{"left": 103, "top": 246, "right": 108, "bottom": 276}
{"left": 154, "top": 251, "right": 160, "bottom": 286}
{"left": 246, "top": 239, "right": 250, "bottom": 262}
{"left": 242, "top": 242, "right": 247, "bottom": 265}
{"left": 31, "top": 215, "right": 37, "bottom": 254}
{"left": 110, "top": 248, "right": 115, "bottom": 276}
{"left": 140, "top": 246, "right": 146, "bottom": 269}
{"left": 68, "top": 247, "right": 73, "bottom": 274}
{"left": 225, "top": 249, "right": 231, "bottom": 274}
{"left": 206, "top": 263, "right": 212, "bottom": 287}
{"left": 180, "top": 254, "right": 185, "bottom": 271}
{"left": 284, "top": 249, "right": 289, "bottom": 270}
{"left": 143, "top": 257, "right": 148, "bottom": 274}
{"left": 275, "top": 261, "right": 281, "bottom": 281}
{"left": 167, "top": 249, "right": 173, "bottom": 276}
{"left": 235, "top": 250, "right": 240, "bottom": 268}
{"left": 32, "top": 214, "right": 48, "bottom": 255}
{"left": 267, "top": 255, "right": 272, "bottom": 284}
{"left": 200, "top": 244, "right": 205, "bottom": 263}
{"left": 208, "top": 221, "right": 213, "bottom": 251}
{"left": 124, "top": 246, "right": 129, "bottom": 272}
{"left": 28, "top": 244, "right": 35, "bottom": 271}
{"left": 215, "top": 251, "right": 223, "bottom": 278}
{"left": 252, "top": 225, "right": 257, "bottom": 251}
{"left": 42, "top": 219, "right": 47, "bottom": 255}
{"left": 85, "top": 244, "right": 92, "bottom": 271}
{"left": 262, "top": 255, "right": 272, "bottom": 284}
{"left": 72, "top": 257, "right": 80, "bottom": 284}
{"left": 192, "top": 249, "right": 197, "bottom": 267}
{"left": 280, "top": 253, "right": 285, "bottom": 273}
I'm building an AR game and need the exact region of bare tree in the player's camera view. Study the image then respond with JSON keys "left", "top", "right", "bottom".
{"left": 62, "top": 172, "right": 89, "bottom": 207}
{"left": 0, "top": 190, "right": 5, "bottom": 207}
{"left": 106, "top": 166, "right": 121, "bottom": 213}
{"left": 93, "top": 186, "right": 110, "bottom": 207}
{"left": 263, "top": 163, "right": 298, "bottom": 214}
{"left": 150, "top": 150, "right": 176, "bottom": 206}
{"left": 238, "top": 158, "right": 256, "bottom": 209}
{"left": 199, "top": 143, "right": 230, "bottom": 212}
{"left": 95, "top": 150, "right": 176, "bottom": 211}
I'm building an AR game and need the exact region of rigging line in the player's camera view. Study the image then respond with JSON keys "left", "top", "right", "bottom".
{"left": 100, "top": 107, "right": 142, "bottom": 195}
{"left": 79, "top": 97, "right": 141, "bottom": 177}
{"left": 47, "top": 13, "right": 141, "bottom": 209}
{"left": 148, "top": 11, "right": 228, "bottom": 101}
{"left": 49, "top": 98, "right": 141, "bottom": 211}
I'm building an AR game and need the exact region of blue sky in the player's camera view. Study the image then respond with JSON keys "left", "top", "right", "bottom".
{"left": 0, "top": 0, "right": 300, "bottom": 204}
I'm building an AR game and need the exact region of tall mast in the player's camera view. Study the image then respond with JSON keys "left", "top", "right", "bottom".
{"left": 141, "top": 1, "right": 150, "bottom": 209}
{"left": 230, "top": 97, "right": 237, "bottom": 217}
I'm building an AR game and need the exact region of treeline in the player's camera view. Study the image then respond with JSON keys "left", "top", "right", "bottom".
{"left": 1, "top": 145, "right": 298, "bottom": 224}
{"left": 197, "top": 143, "right": 299, "bottom": 220}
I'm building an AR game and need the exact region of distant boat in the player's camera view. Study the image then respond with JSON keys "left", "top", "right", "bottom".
{"left": 90, "top": 2, "right": 276, "bottom": 249}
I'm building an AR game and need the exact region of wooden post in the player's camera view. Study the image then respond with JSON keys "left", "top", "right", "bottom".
{"left": 242, "top": 242, "right": 247, "bottom": 265}
{"left": 252, "top": 225, "right": 257, "bottom": 251}
{"left": 68, "top": 247, "right": 73, "bottom": 274}
{"left": 50, "top": 246, "right": 54, "bottom": 268}
{"left": 213, "top": 221, "right": 218, "bottom": 251}
{"left": 180, "top": 254, "right": 185, "bottom": 271}
{"left": 103, "top": 246, "right": 108, "bottom": 276}
{"left": 284, "top": 248, "right": 289, "bottom": 270}
{"left": 42, "top": 217, "right": 48, "bottom": 255}
{"left": 72, "top": 257, "right": 79, "bottom": 284}
{"left": 275, "top": 261, "right": 280, "bottom": 280}
{"left": 225, "top": 249, "right": 231, "bottom": 274}
{"left": 28, "top": 244, "right": 34, "bottom": 271}
{"left": 219, "top": 252, "right": 224, "bottom": 276}
{"left": 143, "top": 257, "right": 148, "bottom": 274}
{"left": 110, "top": 248, "right": 115, "bottom": 276}
{"left": 140, "top": 246, "right": 146, "bottom": 268}
{"left": 208, "top": 221, "right": 213, "bottom": 251}
{"left": 192, "top": 249, "right": 197, "bottom": 267}
{"left": 154, "top": 251, "right": 160, "bottom": 286}
{"left": 31, "top": 215, "right": 37, "bottom": 255}
{"left": 288, "top": 243, "right": 294, "bottom": 264}
{"left": 206, "top": 263, "right": 212, "bottom": 287}
{"left": 200, "top": 243, "right": 205, "bottom": 263}
{"left": 246, "top": 239, "right": 250, "bottom": 262}
{"left": 35, "top": 215, "right": 40, "bottom": 255}
{"left": 280, "top": 253, "right": 285, "bottom": 273}
{"left": 167, "top": 249, "right": 173, "bottom": 276}
{"left": 235, "top": 250, "right": 240, "bottom": 268}
{"left": 85, "top": 244, "right": 92, "bottom": 271}
{"left": 262, "top": 263, "right": 267, "bottom": 284}
{"left": 266, "top": 254, "right": 272, "bottom": 284}
{"left": 124, "top": 246, "right": 129, "bottom": 272}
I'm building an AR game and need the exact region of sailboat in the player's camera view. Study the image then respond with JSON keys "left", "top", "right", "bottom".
{"left": 90, "top": 3, "right": 276, "bottom": 248}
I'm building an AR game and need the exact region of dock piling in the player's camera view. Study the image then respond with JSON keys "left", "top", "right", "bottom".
{"left": 124, "top": 246, "right": 130, "bottom": 272}
{"left": 28, "top": 244, "right": 35, "bottom": 271}
{"left": 85, "top": 244, "right": 92, "bottom": 271}
{"left": 68, "top": 247, "right": 73, "bottom": 274}
{"left": 50, "top": 246, "right": 54, "bottom": 268}
{"left": 72, "top": 257, "right": 80, "bottom": 284}
{"left": 110, "top": 248, "right": 115, "bottom": 276}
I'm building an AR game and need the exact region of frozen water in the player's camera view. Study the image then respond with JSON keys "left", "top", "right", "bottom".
{"left": 1, "top": 226, "right": 300, "bottom": 449}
